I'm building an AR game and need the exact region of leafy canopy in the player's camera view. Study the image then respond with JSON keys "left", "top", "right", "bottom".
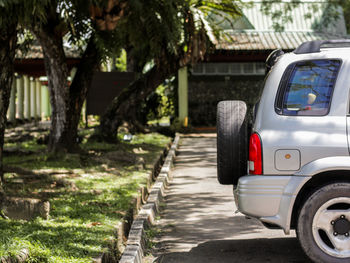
{"left": 112, "top": 0, "right": 243, "bottom": 71}
{"left": 0, "top": 0, "right": 50, "bottom": 27}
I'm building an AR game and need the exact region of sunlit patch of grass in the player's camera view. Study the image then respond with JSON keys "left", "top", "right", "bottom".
{"left": 1, "top": 129, "right": 171, "bottom": 262}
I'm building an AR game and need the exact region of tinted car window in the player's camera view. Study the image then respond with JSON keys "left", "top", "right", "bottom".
{"left": 280, "top": 60, "right": 340, "bottom": 116}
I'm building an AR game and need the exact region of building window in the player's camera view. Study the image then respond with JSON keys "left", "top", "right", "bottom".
{"left": 217, "top": 63, "right": 230, "bottom": 74}
{"left": 191, "top": 62, "right": 265, "bottom": 75}
{"left": 231, "top": 63, "right": 241, "bottom": 74}
{"left": 192, "top": 64, "right": 204, "bottom": 74}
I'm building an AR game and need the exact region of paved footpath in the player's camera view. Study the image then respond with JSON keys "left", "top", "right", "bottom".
{"left": 148, "top": 136, "right": 311, "bottom": 263}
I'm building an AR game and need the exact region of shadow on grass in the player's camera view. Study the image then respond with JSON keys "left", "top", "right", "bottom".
{"left": 1, "top": 130, "right": 171, "bottom": 262}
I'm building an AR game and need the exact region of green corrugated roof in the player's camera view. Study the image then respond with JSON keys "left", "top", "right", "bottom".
{"left": 216, "top": 1, "right": 348, "bottom": 51}
{"left": 241, "top": 1, "right": 346, "bottom": 35}
{"left": 215, "top": 30, "right": 347, "bottom": 51}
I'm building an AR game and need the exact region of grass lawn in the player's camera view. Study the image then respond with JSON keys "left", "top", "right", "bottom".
{"left": 0, "top": 126, "right": 171, "bottom": 262}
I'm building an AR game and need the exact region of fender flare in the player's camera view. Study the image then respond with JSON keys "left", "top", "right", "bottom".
{"left": 295, "top": 156, "right": 350, "bottom": 177}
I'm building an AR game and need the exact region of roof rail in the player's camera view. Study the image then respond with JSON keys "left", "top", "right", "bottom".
{"left": 294, "top": 40, "right": 350, "bottom": 54}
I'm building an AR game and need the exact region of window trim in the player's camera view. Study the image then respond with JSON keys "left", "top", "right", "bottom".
{"left": 274, "top": 59, "right": 342, "bottom": 117}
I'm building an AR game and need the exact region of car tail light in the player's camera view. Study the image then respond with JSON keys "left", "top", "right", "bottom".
{"left": 249, "top": 133, "right": 262, "bottom": 175}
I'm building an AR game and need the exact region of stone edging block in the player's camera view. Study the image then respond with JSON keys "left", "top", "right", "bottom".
{"left": 118, "top": 134, "right": 180, "bottom": 263}
{"left": 0, "top": 248, "right": 29, "bottom": 263}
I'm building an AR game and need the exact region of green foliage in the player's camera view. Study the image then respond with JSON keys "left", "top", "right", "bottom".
{"left": 144, "top": 226, "right": 161, "bottom": 250}
{"left": 112, "top": 0, "right": 245, "bottom": 71}
{"left": 1, "top": 129, "right": 171, "bottom": 262}
{"left": 189, "top": 0, "right": 243, "bottom": 40}
{"left": 17, "top": 29, "right": 36, "bottom": 55}
{"left": 113, "top": 0, "right": 183, "bottom": 70}
{"left": 0, "top": 0, "right": 122, "bottom": 60}
{"left": 115, "top": 49, "right": 127, "bottom": 72}
{"left": 141, "top": 83, "right": 175, "bottom": 123}
{"left": 0, "top": 238, "right": 50, "bottom": 263}
{"left": 155, "top": 84, "right": 175, "bottom": 118}
{"left": 0, "top": 0, "right": 245, "bottom": 68}
{"left": 107, "top": 0, "right": 246, "bottom": 129}
{"left": 0, "top": 0, "right": 50, "bottom": 27}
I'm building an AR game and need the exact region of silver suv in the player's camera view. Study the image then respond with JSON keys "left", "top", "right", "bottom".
{"left": 217, "top": 40, "right": 350, "bottom": 263}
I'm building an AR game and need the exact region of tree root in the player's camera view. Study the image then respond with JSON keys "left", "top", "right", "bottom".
{"left": 0, "top": 210, "right": 9, "bottom": 220}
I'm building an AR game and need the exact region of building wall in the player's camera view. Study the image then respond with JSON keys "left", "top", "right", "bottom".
{"left": 188, "top": 75, "right": 265, "bottom": 126}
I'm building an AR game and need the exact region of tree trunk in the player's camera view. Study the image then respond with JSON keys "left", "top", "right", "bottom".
{"left": 126, "top": 47, "right": 137, "bottom": 73}
{"left": 31, "top": 7, "right": 70, "bottom": 153}
{"left": 0, "top": 20, "right": 18, "bottom": 184}
{"left": 59, "top": 38, "right": 100, "bottom": 150}
{"left": 33, "top": 12, "right": 100, "bottom": 153}
{"left": 36, "top": 30, "right": 70, "bottom": 153}
{"left": 95, "top": 54, "right": 179, "bottom": 141}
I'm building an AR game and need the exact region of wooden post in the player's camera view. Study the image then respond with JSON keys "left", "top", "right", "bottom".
{"left": 8, "top": 76, "right": 16, "bottom": 123}
{"left": 35, "top": 79, "right": 41, "bottom": 121}
{"left": 16, "top": 76, "right": 24, "bottom": 120}
{"left": 30, "top": 77, "right": 36, "bottom": 119}
{"left": 178, "top": 67, "right": 188, "bottom": 127}
{"left": 23, "top": 75, "right": 31, "bottom": 120}
{"left": 42, "top": 85, "right": 50, "bottom": 118}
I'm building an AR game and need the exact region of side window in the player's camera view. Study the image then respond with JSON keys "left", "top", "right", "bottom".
{"left": 276, "top": 60, "right": 341, "bottom": 116}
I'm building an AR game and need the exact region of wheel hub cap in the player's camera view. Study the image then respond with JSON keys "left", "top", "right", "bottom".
{"left": 333, "top": 217, "right": 350, "bottom": 236}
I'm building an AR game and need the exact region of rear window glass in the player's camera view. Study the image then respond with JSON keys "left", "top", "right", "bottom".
{"left": 279, "top": 60, "right": 341, "bottom": 116}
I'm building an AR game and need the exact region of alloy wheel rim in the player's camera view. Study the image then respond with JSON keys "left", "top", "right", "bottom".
{"left": 312, "top": 197, "right": 350, "bottom": 258}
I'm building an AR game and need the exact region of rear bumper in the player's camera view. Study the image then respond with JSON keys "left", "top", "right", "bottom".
{"left": 234, "top": 175, "right": 311, "bottom": 234}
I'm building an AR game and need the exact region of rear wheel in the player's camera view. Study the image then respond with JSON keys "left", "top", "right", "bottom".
{"left": 216, "top": 100, "right": 247, "bottom": 185}
{"left": 297, "top": 183, "right": 350, "bottom": 263}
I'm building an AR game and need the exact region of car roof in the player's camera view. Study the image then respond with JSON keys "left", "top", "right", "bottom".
{"left": 279, "top": 47, "right": 350, "bottom": 65}
{"left": 294, "top": 40, "right": 350, "bottom": 54}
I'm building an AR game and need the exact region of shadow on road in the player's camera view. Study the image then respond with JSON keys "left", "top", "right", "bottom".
{"left": 156, "top": 237, "right": 311, "bottom": 263}
{"left": 149, "top": 137, "right": 312, "bottom": 263}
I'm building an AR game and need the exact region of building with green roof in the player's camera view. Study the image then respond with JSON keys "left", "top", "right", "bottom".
{"left": 181, "top": 1, "right": 348, "bottom": 127}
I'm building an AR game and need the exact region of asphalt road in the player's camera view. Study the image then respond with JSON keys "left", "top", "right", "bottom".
{"left": 147, "top": 136, "right": 311, "bottom": 263}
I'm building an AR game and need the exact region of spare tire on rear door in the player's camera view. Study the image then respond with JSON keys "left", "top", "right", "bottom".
{"left": 217, "top": 100, "right": 248, "bottom": 185}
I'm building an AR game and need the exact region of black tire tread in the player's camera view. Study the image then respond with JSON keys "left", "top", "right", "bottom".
{"left": 217, "top": 100, "right": 247, "bottom": 185}
{"left": 297, "top": 182, "right": 350, "bottom": 263}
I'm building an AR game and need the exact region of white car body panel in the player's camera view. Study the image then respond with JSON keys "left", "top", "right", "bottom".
{"left": 255, "top": 50, "right": 350, "bottom": 176}
{"left": 235, "top": 47, "right": 350, "bottom": 233}
{"left": 235, "top": 175, "right": 311, "bottom": 234}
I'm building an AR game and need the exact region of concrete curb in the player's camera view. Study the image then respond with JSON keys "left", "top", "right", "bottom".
{"left": 118, "top": 134, "right": 180, "bottom": 263}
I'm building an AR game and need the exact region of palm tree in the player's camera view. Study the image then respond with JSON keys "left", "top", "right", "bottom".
{"left": 95, "top": 0, "right": 244, "bottom": 141}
